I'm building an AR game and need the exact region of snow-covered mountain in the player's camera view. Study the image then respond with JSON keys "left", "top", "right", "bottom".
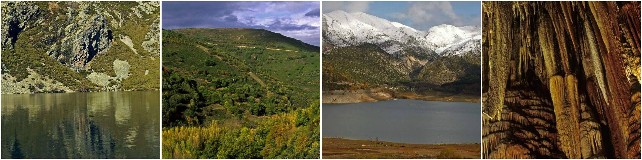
{"left": 425, "top": 24, "right": 481, "bottom": 56}
{"left": 323, "top": 10, "right": 480, "bottom": 56}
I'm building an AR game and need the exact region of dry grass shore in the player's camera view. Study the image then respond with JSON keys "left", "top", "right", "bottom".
{"left": 322, "top": 138, "right": 481, "bottom": 159}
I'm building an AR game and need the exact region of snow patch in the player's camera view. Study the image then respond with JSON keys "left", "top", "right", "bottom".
{"left": 324, "top": 10, "right": 480, "bottom": 56}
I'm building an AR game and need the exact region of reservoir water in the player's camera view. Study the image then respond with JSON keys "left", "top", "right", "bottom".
{"left": 323, "top": 99, "right": 480, "bottom": 144}
{"left": 1, "top": 91, "right": 160, "bottom": 158}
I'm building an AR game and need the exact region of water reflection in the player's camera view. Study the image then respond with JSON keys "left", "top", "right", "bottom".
{"left": 323, "top": 99, "right": 481, "bottom": 144}
{"left": 1, "top": 91, "right": 160, "bottom": 159}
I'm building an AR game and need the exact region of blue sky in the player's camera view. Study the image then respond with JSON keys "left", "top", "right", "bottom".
{"left": 163, "top": 1, "right": 320, "bottom": 46}
{"left": 323, "top": 1, "right": 481, "bottom": 30}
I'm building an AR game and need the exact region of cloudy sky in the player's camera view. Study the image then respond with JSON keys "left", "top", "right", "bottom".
{"left": 163, "top": 1, "right": 320, "bottom": 46}
{"left": 323, "top": 1, "right": 480, "bottom": 30}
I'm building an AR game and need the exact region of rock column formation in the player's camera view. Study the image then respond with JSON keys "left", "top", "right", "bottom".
{"left": 482, "top": 2, "right": 641, "bottom": 159}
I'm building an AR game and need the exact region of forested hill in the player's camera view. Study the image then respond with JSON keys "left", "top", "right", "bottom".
{"left": 172, "top": 28, "right": 319, "bottom": 52}
{"left": 162, "top": 28, "right": 320, "bottom": 158}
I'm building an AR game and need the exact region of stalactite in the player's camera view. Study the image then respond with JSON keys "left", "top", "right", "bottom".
{"left": 483, "top": 1, "right": 640, "bottom": 158}
{"left": 482, "top": 2, "right": 513, "bottom": 120}
{"left": 584, "top": 18, "right": 610, "bottom": 104}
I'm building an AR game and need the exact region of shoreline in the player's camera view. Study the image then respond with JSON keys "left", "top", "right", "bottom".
{"left": 322, "top": 138, "right": 480, "bottom": 159}
{"left": 0, "top": 89, "right": 160, "bottom": 95}
{"left": 322, "top": 89, "right": 479, "bottom": 104}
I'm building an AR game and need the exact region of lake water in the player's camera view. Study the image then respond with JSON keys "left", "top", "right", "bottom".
{"left": 1, "top": 91, "right": 160, "bottom": 159}
{"left": 323, "top": 99, "right": 480, "bottom": 144}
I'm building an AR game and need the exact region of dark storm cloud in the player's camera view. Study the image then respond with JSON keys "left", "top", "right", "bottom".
{"left": 223, "top": 15, "right": 238, "bottom": 22}
{"left": 305, "top": 8, "right": 320, "bottom": 17}
{"left": 162, "top": 1, "right": 320, "bottom": 46}
{"left": 266, "top": 18, "right": 317, "bottom": 30}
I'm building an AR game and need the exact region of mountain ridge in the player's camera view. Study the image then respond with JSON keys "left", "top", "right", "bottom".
{"left": 322, "top": 10, "right": 481, "bottom": 103}
{"left": 323, "top": 10, "right": 480, "bottom": 56}
{"left": 171, "top": 28, "right": 319, "bottom": 52}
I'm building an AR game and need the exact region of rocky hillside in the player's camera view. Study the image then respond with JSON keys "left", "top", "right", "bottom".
{"left": 322, "top": 10, "right": 481, "bottom": 100}
{"left": 482, "top": 2, "right": 640, "bottom": 159}
{"left": 1, "top": 1, "right": 159, "bottom": 94}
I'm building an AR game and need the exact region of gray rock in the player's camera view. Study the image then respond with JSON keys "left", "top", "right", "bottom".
{"left": 1, "top": 2, "right": 42, "bottom": 50}
{"left": 69, "top": 15, "right": 113, "bottom": 69}
{"left": 142, "top": 19, "right": 159, "bottom": 55}
{"left": 2, "top": 68, "right": 72, "bottom": 94}
{"left": 86, "top": 72, "right": 111, "bottom": 87}
{"left": 120, "top": 35, "right": 138, "bottom": 55}
{"left": 113, "top": 59, "right": 130, "bottom": 80}
{"left": 130, "top": 1, "right": 158, "bottom": 18}
{"left": 45, "top": 14, "right": 113, "bottom": 70}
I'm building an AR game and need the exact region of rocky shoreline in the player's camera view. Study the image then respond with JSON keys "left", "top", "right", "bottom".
{"left": 322, "top": 89, "right": 479, "bottom": 104}
{"left": 322, "top": 89, "right": 393, "bottom": 103}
